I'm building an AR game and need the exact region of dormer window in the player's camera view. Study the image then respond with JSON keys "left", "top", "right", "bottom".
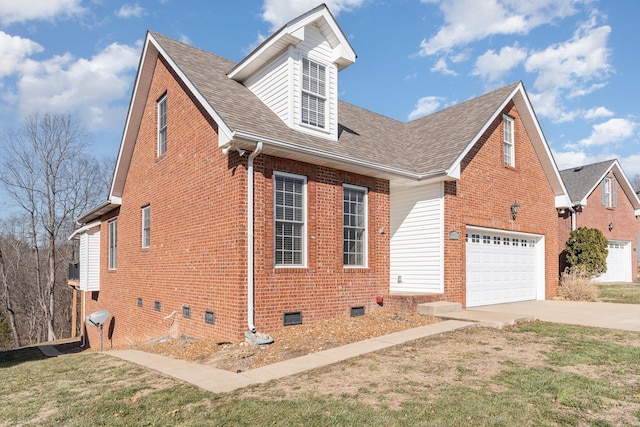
{"left": 301, "top": 58, "right": 326, "bottom": 129}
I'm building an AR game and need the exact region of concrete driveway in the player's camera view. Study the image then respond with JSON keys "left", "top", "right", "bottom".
{"left": 474, "top": 300, "right": 640, "bottom": 332}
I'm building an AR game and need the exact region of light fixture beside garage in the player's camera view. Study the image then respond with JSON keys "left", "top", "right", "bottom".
{"left": 609, "top": 222, "right": 614, "bottom": 231}
{"left": 510, "top": 200, "right": 520, "bottom": 220}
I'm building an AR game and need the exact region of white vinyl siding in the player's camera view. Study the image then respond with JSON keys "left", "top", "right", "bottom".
{"left": 142, "top": 205, "right": 150, "bottom": 248}
{"left": 503, "top": 114, "right": 514, "bottom": 166}
{"left": 157, "top": 94, "right": 167, "bottom": 156}
{"left": 343, "top": 185, "right": 367, "bottom": 267}
{"left": 390, "top": 183, "right": 444, "bottom": 293}
{"left": 274, "top": 172, "right": 306, "bottom": 266}
{"left": 108, "top": 220, "right": 117, "bottom": 270}
{"left": 79, "top": 227, "right": 100, "bottom": 292}
{"left": 245, "top": 52, "right": 291, "bottom": 125}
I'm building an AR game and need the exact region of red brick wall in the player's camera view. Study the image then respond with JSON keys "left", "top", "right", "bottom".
{"left": 83, "top": 57, "right": 390, "bottom": 348}
{"left": 565, "top": 172, "right": 639, "bottom": 279}
{"left": 251, "top": 157, "right": 390, "bottom": 333}
{"left": 443, "top": 101, "right": 560, "bottom": 306}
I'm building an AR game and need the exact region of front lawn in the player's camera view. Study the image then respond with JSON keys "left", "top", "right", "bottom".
{"left": 597, "top": 283, "right": 640, "bottom": 304}
{"left": 2, "top": 321, "right": 640, "bottom": 426}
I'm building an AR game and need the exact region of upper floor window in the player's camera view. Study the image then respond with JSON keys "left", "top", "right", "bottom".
{"left": 108, "top": 220, "right": 117, "bottom": 269}
{"left": 343, "top": 185, "right": 367, "bottom": 267}
{"left": 301, "top": 58, "right": 326, "bottom": 129}
{"left": 602, "top": 177, "right": 617, "bottom": 208}
{"left": 142, "top": 205, "right": 151, "bottom": 248}
{"left": 503, "top": 114, "right": 514, "bottom": 167}
{"left": 274, "top": 172, "right": 306, "bottom": 266}
{"left": 158, "top": 94, "right": 167, "bottom": 156}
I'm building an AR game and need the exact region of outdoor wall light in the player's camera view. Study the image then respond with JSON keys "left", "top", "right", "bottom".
{"left": 510, "top": 200, "right": 520, "bottom": 220}
{"left": 609, "top": 222, "right": 614, "bottom": 231}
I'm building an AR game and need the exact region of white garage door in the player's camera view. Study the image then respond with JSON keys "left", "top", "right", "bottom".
{"left": 594, "top": 240, "right": 632, "bottom": 283}
{"left": 466, "top": 228, "right": 543, "bottom": 307}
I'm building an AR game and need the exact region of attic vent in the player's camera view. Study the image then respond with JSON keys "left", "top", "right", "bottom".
{"left": 283, "top": 311, "right": 302, "bottom": 326}
{"left": 350, "top": 306, "right": 365, "bottom": 317}
{"left": 573, "top": 166, "right": 583, "bottom": 172}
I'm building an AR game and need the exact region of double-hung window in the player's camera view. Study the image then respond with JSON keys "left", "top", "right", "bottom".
{"left": 343, "top": 185, "right": 367, "bottom": 267}
{"left": 503, "top": 114, "right": 514, "bottom": 166}
{"left": 108, "top": 220, "right": 117, "bottom": 269}
{"left": 142, "top": 205, "right": 150, "bottom": 248}
{"left": 158, "top": 94, "right": 167, "bottom": 156}
{"left": 301, "top": 58, "right": 326, "bottom": 129}
{"left": 602, "top": 177, "right": 617, "bottom": 208}
{"left": 274, "top": 172, "right": 306, "bottom": 266}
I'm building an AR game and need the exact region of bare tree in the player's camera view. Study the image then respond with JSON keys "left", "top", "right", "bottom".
{"left": 632, "top": 174, "right": 640, "bottom": 194}
{"left": 0, "top": 114, "right": 105, "bottom": 342}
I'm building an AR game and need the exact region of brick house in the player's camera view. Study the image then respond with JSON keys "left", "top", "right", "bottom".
{"left": 559, "top": 159, "right": 640, "bottom": 282}
{"left": 71, "top": 5, "right": 570, "bottom": 348}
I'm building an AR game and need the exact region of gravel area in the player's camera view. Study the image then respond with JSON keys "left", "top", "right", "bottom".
{"left": 135, "top": 311, "right": 442, "bottom": 372}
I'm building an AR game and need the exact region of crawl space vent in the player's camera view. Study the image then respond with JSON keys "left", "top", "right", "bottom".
{"left": 137, "top": 298, "right": 143, "bottom": 307}
{"left": 204, "top": 311, "right": 215, "bottom": 325}
{"left": 283, "top": 311, "right": 302, "bottom": 326}
{"left": 154, "top": 301, "right": 161, "bottom": 311}
{"left": 350, "top": 306, "right": 365, "bottom": 317}
{"left": 182, "top": 306, "right": 191, "bottom": 318}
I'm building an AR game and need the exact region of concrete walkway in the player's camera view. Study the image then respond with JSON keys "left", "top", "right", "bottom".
{"left": 107, "top": 320, "right": 475, "bottom": 394}
{"left": 473, "top": 300, "right": 640, "bottom": 332}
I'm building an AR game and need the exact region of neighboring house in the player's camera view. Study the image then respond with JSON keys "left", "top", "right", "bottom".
{"left": 559, "top": 159, "right": 640, "bottom": 282}
{"left": 71, "top": 5, "right": 570, "bottom": 347}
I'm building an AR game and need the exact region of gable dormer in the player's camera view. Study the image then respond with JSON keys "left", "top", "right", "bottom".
{"left": 227, "top": 4, "right": 356, "bottom": 141}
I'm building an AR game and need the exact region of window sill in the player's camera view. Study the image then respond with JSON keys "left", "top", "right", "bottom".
{"left": 503, "top": 164, "right": 516, "bottom": 171}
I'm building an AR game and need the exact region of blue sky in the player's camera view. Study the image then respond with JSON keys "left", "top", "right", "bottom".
{"left": 1, "top": 0, "right": 638, "bottom": 187}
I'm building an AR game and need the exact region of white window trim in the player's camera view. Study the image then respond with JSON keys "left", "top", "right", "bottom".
{"left": 108, "top": 220, "right": 117, "bottom": 270}
{"left": 157, "top": 93, "right": 167, "bottom": 156}
{"left": 602, "top": 176, "right": 617, "bottom": 208}
{"left": 300, "top": 57, "right": 327, "bottom": 131}
{"left": 142, "top": 205, "right": 150, "bottom": 248}
{"left": 503, "top": 114, "right": 514, "bottom": 167}
{"left": 343, "top": 184, "right": 368, "bottom": 268}
{"left": 274, "top": 171, "right": 307, "bottom": 267}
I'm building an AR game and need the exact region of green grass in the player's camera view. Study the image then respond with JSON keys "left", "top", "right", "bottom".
{"left": 2, "top": 323, "right": 640, "bottom": 426}
{"left": 597, "top": 283, "right": 640, "bottom": 304}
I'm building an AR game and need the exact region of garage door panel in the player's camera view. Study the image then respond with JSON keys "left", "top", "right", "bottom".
{"left": 466, "top": 228, "right": 542, "bottom": 307}
{"left": 594, "top": 240, "right": 632, "bottom": 283}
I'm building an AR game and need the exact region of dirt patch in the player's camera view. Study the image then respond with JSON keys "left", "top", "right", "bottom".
{"left": 134, "top": 311, "right": 442, "bottom": 372}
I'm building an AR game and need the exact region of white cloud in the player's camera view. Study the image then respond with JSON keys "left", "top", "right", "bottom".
{"left": 577, "top": 118, "right": 637, "bottom": 147}
{"left": 418, "top": 0, "right": 580, "bottom": 56}
{"left": 472, "top": 44, "right": 527, "bottom": 82}
{"left": 552, "top": 149, "right": 598, "bottom": 171}
{"left": 116, "top": 4, "right": 144, "bottom": 19}
{"left": 525, "top": 18, "right": 612, "bottom": 96}
{"left": 0, "top": 31, "right": 43, "bottom": 78}
{"left": 16, "top": 42, "right": 140, "bottom": 131}
{"left": 262, "top": 0, "right": 364, "bottom": 31}
{"left": 431, "top": 57, "right": 457, "bottom": 76}
{"left": 408, "top": 96, "right": 444, "bottom": 121}
{"left": 0, "top": 0, "right": 85, "bottom": 25}
{"left": 620, "top": 154, "right": 640, "bottom": 179}
{"left": 583, "top": 106, "right": 614, "bottom": 120}
{"left": 528, "top": 89, "right": 578, "bottom": 123}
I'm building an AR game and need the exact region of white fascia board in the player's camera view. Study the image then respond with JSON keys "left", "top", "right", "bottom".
{"left": 68, "top": 221, "right": 102, "bottom": 240}
{"left": 231, "top": 130, "right": 447, "bottom": 182}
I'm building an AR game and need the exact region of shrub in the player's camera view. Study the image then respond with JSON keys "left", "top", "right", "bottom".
{"left": 564, "top": 227, "right": 608, "bottom": 277}
{"left": 559, "top": 267, "right": 598, "bottom": 302}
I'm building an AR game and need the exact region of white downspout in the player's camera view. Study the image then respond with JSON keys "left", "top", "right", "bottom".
{"left": 247, "top": 142, "right": 263, "bottom": 332}
{"left": 570, "top": 206, "right": 577, "bottom": 231}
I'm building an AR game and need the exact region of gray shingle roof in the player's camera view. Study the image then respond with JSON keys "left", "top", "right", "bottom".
{"left": 151, "top": 31, "right": 519, "bottom": 175}
{"left": 559, "top": 159, "right": 616, "bottom": 203}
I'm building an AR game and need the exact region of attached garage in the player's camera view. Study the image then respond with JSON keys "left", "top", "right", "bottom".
{"left": 594, "top": 240, "right": 632, "bottom": 283}
{"left": 466, "top": 227, "right": 545, "bottom": 307}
